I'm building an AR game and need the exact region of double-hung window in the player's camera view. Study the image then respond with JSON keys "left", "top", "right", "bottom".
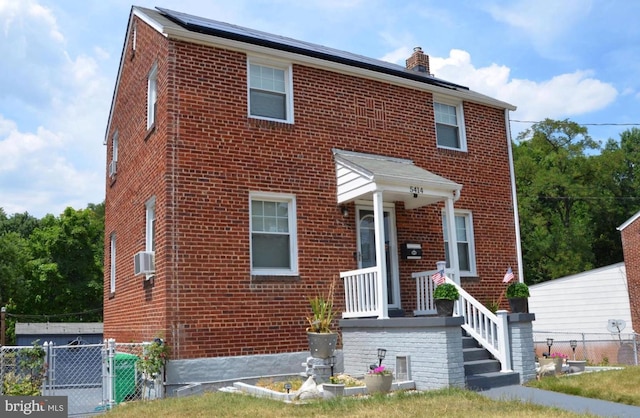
{"left": 248, "top": 59, "right": 293, "bottom": 123}
{"left": 147, "top": 63, "right": 158, "bottom": 130}
{"left": 146, "top": 197, "right": 156, "bottom": 253}
{"left": 110, "top": 232, "right": 116, "bottom": 294}
{"left": 250, "top": 193, "right": 298, "bottom": 275}
{"left": 109, "top": 131, "right": 118, "bottom": 178}
{"left": 442, "top": 211, "right": 476, "bottom": 276}
{"left": 434, "top": 99, "right": 466, "bottom": 151}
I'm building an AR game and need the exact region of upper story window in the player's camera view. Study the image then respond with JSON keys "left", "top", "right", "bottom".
{"left": 109, "top": 131, "right": 118, "bottom": 178}
{"left": 442, "top": 210, "right": 476, "bottom": 276}
{"left": 146, "top": 197, "right": 156, "bottom": 253}
{"left": 248, "top": 59, "right": 293, "bottom": 123}
{"left": 147, "top": 63, "right": 158, "bottom": 130}
{"left": 434, "top": 99, "right": 466, "bottom": 151}
{"left": 110, "top": 232, "right": 116, "bottom": 294}
{"left": 250, "top": 193, "right": 298, "bottom": 275}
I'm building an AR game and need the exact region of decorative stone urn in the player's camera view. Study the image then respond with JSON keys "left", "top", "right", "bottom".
{"left": 307, "top": 332, "right": 338, "bottom": 359}
{"left": 363, "top": 373, "right": 393, "bottom": 394}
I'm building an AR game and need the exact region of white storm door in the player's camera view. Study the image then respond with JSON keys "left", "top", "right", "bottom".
{"left": 356, "top": 205, "right": 400, "bottom": 308}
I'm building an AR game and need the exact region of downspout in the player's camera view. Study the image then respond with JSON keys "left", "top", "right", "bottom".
{"left": 505, "top": 109, "right": 524, "bottom": 283}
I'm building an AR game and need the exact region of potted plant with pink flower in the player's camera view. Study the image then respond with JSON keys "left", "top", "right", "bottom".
{"left": 363, "top": 365, "right": 393, "bottom": 394}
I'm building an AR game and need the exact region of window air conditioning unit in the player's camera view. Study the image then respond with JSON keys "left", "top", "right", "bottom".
{"left": 134, "top": 251, "right": 155, "bottom": 275}
{"left": 109, "top": 160, "right": 117, "bottom": 177}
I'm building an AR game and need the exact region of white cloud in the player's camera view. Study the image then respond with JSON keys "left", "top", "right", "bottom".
{"left": 0, "top": 0, "right": 107, "bottom": 217}
{"left": 429, "top": 49, "right": 617, "bottom": 121}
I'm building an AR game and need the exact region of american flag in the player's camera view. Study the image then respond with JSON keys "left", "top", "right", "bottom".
{"left": 503, "top": 267, "right": 514, "bottom": 283}
{"left": 431, "top": 269, "right": 446, "bottom": 285}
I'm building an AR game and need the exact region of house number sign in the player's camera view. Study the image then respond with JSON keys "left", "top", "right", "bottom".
{"left": 409, "top": 186, "right": 424, "bottom": 195}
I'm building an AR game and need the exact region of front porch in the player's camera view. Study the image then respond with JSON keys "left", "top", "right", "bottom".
{"left": 340, "top": 267, "right": 532, "bottom": 379}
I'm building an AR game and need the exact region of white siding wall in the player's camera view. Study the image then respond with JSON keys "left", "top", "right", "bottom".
{"left": 528, "top": 263, "right": 633, "bottom": 334}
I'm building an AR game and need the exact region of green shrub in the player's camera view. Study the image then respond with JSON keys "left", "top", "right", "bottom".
{"left": 433, "top": 283, "right": 459, "bottom": 300}
{"left": 506, "top": 282, "right": 530, "bottom": 298}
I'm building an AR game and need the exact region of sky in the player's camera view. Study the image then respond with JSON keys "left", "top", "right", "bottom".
{"left": 1, "top": 0, "right": 639, "bottom": 218}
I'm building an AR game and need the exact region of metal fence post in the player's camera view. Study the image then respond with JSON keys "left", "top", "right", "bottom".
{"left": 108, "top": 338, "right": 116, "bottom": 409}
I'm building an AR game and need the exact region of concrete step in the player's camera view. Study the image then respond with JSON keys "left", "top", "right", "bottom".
{"left": 466, "top": 371, "right": 521, "bottom": 391}
{"left": 463, "top": 347, "right": 492, "bottom": 362}
{"left": 462, "top": 336, "right": 479, "bottom": 349}
{"left": 464, "top": 359, "right": 501, "bottom": 375}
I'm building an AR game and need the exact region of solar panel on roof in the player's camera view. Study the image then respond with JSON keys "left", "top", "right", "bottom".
{"left": 155, "top": 7, "right": 468, "bottom": 91}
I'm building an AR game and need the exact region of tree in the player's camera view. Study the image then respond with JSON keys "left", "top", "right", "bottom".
{"left": 19, "top": 207, "right": 103, "bottom": 320}
{"left": 514, "top": 119, "right": 601, "bottom": 283}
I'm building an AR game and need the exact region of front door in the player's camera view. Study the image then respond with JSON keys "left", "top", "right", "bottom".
{"left": 356, "top": 205, "right": 400, "bottom": 308}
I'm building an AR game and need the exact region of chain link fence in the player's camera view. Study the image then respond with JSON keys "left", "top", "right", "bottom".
{"left": 533, "top": 331, "right": 639, "bottom": 366}
{"left": 1, "top": 339, "right": 153, "bottom": 416}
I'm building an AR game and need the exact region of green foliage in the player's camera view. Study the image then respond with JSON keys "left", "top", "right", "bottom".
{"left": 512, "top": 119, "right": 640, "bottom": 283}
{"left": 433, "top": 283, "right": 459, "bottom": 300}
{"left": 0, "top": 203, "right": 104, "bottom": 343}
{"left": 505, "top": 282, "right": 530, "bottom": 298}
{"left": 306, "top": 277, "right": 337, "bottom": 333}
{"left": 137, "top": 339, "right": 170, "bottom": 378}
{"left": 2, "top": 341, "right": 46, "bottom": 396}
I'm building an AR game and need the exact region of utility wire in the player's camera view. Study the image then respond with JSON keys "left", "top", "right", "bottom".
{"left": 511, "top": 120, "right": 640, "bottom": 126}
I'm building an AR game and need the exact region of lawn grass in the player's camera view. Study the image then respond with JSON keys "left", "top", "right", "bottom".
{"left": 527, "top": 367, "right": 640, "bottom": 406}
{"left": 106, "top": 387, "right": 593, "bottom": 418}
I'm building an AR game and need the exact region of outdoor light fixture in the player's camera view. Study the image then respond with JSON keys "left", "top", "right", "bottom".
{"left": 329, "top": 355, "right": 336, "bottom": 377}
{"left": 284, "top": 382, "right": 292, "bottom": 393}
{"left": 377, "top": 348, "right": 387, "bottom": 367}
{"left": 570, "top": 340, "right": 577, "bottom": 360}
{"left": 340, "top": 205, "right": 349, "bottom": 217}
{"left": 546, "top": 338, "right": 554, "bottom": 357}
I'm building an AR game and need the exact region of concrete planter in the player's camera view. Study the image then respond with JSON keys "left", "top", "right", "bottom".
{"left": 567, "top": 360, "right": 586, "bottom": 373}
{"left": 307, "top": 332, "right": 338, "bottom": 359}
{"left": 434, "top": 299, "right": 455, "bottom": 316}
{"left": 508, "top": 297, "right": 528, "bottom": 313}
{"left": 364, "top": 373, "right": 393, "bottom": 394}
{"left": 322, "top": 383, "right": 345, "bottom": 399}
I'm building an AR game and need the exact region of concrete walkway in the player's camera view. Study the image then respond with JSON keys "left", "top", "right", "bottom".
{"left": 481, "top": 385, "right": 640, "bottom": 417}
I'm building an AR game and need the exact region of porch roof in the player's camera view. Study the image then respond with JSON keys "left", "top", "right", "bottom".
{"left": 333, "top": 149, "right": 462, "bottom": 209}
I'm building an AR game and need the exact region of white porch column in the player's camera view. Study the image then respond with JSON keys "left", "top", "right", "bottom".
{"left": 444, "top": 196, "right": 461, "bottom": 285}
{"left": 373, "top": 190, "right": 389, "bottom": 319}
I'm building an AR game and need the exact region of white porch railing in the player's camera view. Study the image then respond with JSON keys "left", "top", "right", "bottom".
{"left": 413, "top": 270, "right": 512, "bottom": 372}
{"left": 340, "top": 266, "right": 379, "bottom": 318}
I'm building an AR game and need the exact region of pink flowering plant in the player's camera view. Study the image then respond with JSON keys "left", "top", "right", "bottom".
{"left": 549, "top": 352, "right": 568, "bottom": 359}
{"left": 368, "top": 365, "right": 393, "bottom": 376}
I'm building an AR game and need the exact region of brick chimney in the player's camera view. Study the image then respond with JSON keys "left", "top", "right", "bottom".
{"left": 406, "top": 46, "right": 430, "bottom": 75}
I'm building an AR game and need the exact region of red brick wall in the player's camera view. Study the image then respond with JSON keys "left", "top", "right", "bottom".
{"left": 620, "top": 220, "right": 640, "bottom": 332}
{"left": 104, "top": 16, "right": 519, "bottom": 359}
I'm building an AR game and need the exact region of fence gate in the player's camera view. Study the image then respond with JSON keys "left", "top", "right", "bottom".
{"left": 1, "top": 340, "right": 150, "bottom": 416}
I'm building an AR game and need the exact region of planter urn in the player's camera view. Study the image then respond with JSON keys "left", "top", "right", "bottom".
{"left": 363, "top": 373, "right": 393, "bottom": 394}
{"left": 508, "top": 297, "right": 529, "bottom": 313}
{"left": 307, "top": 332, "right": 338, "bottom": 359}
{"left": 434, "top": 299, "right": 455, "bottom": 317}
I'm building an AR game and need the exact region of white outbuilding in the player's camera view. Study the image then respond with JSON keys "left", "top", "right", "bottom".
{"left": 528, "top": 262, "right": 633, "bottom": 334}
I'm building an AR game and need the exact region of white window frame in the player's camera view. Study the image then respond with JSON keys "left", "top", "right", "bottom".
{"left": 442, "top": 210, "right": 476, "bottom": 276}
{"left": 110, "top": 232, "right": 116, "bottom": 294}
{"left": 147, "top": 63, "right": 158, "bottom": 130}
{"left": 110, "top": 131, "right": 118, "bottom": 178}
{"left": 145, "top": 197, "right": 156, "bottom": 253}
{"left": 434, "top": 96, "right": 466, "bottom": 152}
{"left": 247, "top": 57, "right": 294, "bottom": 123}
{"left": 250, "top": 192, "right": 298, "bottom": 276}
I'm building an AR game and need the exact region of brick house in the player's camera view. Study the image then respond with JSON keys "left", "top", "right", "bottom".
{"left": 104, "top": 6, "right": 530, "bottom": 389}
{"left": 618, "top": 213, "right": 640, "bottom": 332}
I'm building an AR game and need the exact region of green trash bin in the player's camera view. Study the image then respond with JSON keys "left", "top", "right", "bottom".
{"left": 114, "top": 352, "right": 139, "bottom": 403}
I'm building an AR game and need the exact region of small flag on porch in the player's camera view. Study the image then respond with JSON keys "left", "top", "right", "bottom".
{"left": 431, "top": 269, "right": 445, "bottom": 285}
{"left": 503, "top": 267, "right": 514, "bottom": 283}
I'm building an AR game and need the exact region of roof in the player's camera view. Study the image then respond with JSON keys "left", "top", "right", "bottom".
{"left": 105, "top": 6, "right": 516, "bottom": 143}
{"left": 15, "top": 322, "right": 103, "bottom": 335}
{"left": 333, "top": 149, "right": 462, "bottom": 209}
{"left": 155, "top": 7, "right": 468, "bottom": 92}
{"left": 617, "top": 209, "right": 640, "bottom": 231}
